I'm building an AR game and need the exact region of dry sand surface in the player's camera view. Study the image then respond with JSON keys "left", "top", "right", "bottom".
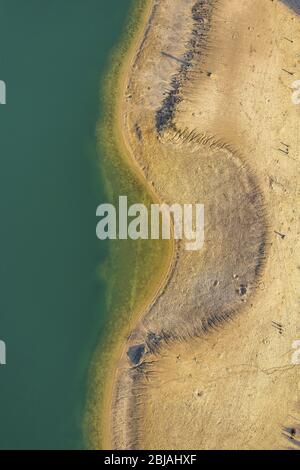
{"left": 107, "top": 0, "right": 300, "bottom": 450}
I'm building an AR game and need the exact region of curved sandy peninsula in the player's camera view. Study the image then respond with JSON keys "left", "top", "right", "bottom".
{"left": 103, "top": 0, "right": 300, "bottom": 450}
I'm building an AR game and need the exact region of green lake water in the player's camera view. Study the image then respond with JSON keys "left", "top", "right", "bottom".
{"left": 0, "top": 0, "right": 155, "bottom": 450}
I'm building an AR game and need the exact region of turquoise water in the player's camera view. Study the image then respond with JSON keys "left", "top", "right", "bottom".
{"left": 0, "top": 0, "right": 133, "bottom": 450}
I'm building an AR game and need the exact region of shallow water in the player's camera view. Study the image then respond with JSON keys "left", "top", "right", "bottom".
{"left": 0, "top": 0, "right": 138, "bottom": 450}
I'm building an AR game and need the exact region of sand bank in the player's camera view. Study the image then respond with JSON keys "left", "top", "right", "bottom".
{"left": 108, "top": 0, "right": 300, "bottom": 449}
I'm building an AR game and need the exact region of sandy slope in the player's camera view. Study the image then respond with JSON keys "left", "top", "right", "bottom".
{"left": 109, "top": 0, "right": 300, "bottom": 450}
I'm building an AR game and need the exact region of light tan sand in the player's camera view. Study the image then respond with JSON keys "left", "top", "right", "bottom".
{"left": 107, "top": 0, "right": 300, "bottom": 450}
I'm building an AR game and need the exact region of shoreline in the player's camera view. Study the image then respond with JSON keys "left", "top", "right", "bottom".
{"left": 85, "top": 0, "right": 174, "bottom": 450}
{"left": 106, "top": 0, "right": 300, "bottom": 450}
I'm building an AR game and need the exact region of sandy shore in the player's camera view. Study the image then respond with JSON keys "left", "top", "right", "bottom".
{"left": 106, "top": 0, "right": 300, "bottom": 449}
{"left": 85, "top": 0, "right": 174, "bottom": 450}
